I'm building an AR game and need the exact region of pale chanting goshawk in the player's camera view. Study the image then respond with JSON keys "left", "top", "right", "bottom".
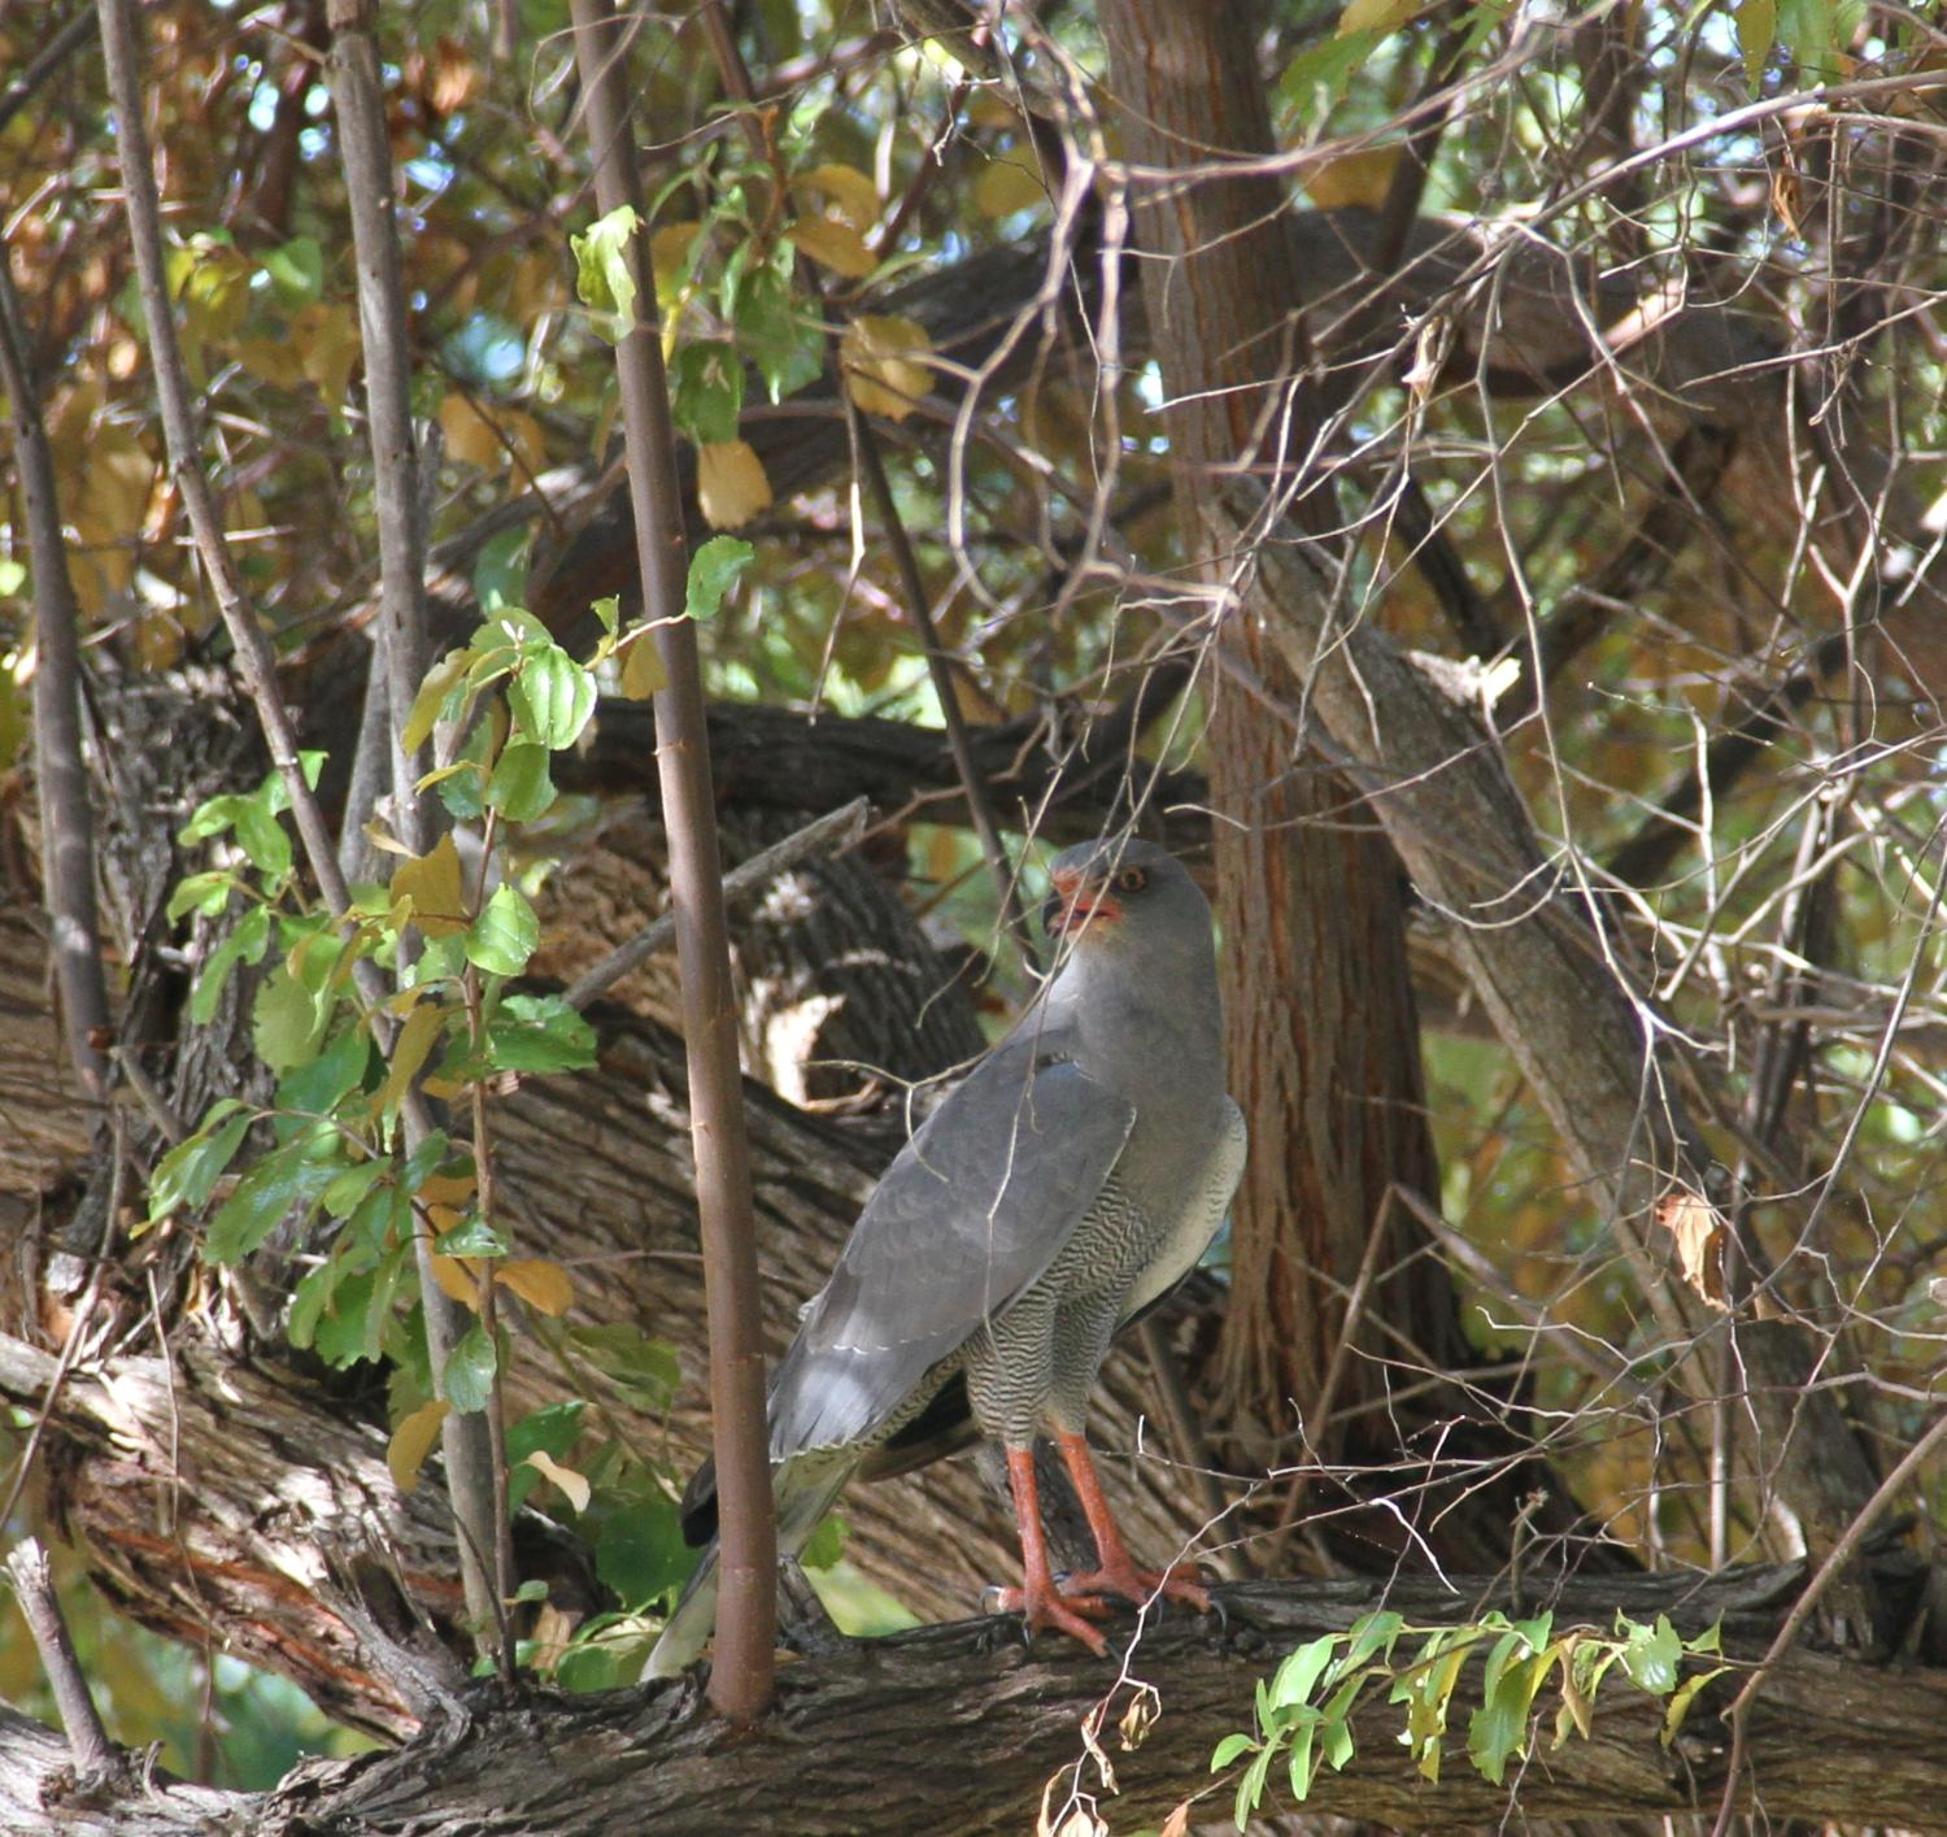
{"left": 646, "top": 837, "right": 1246, "bottom": 1674}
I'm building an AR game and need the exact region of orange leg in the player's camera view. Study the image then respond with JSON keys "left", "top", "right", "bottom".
{"left": 1054, "top": 1430, "right": 1211, "bottom": 1613}
{"left": 990, "top": 1446, "right": 1111, "bottom": 1654}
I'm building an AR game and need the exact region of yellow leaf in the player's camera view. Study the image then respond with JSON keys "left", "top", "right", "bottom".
{"left": 293, "top": 301, "right": 360, "bottom": 407}
{"left": 419, "top": 1168, "right": 477, "bottom": 1207}
{"left": 236, "top": 336, "right": 308, "bottom": 388}
{"left": 497, "top": 1257, "right": 573, "bottom": 1316}
{"left": 387, "top": 1399, "right": 450, "bottom": 1494}
{"left": 650, "top": 222, "right": 702, "bottom": 301}
{"left": 972, "top": 154, "right": 1046, "bottom": 218}
{"left": 1338, "top": 0, "right": 1413, "bottom": 32}
{"left": 789, "top": 163, "right": 882, "bottom": 232}
{"left": 841, "top": 315, "right": 932, "bottom": 422}
{"left": 389, "top": 833, "right": 469, "bottom": 937}
{"left": 696, "top": 439, "right": 774, "bottom": 530}
{"left": 377, "top": 998, "right": 447, "bottom": 1119}
{"left": 439, "top": 391, "right": 506, "bottom": 470}
{"left": 429, "top": 1253, "right": 482, "bottom": 1309}
{"left": 403, "top": 647, "right": 472, "bottom": 756}
{"left": 619, "top": 633, "right": 667, "bottom": 700}
{"left": 363, "top": 819, "right": 414, "bottom": 859}
{"left": 1304, "top": 144, "right": 1403, "bottom": 210}
{"left": 791, "top": 216, "right": 876, "bottom": 279}
{"left": 522, "top": 1450, "right": 591, "bottom": 1513}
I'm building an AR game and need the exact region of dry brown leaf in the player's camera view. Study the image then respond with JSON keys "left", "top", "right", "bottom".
{"left": 1656, "top": 1188, "right": 1728, "bottom": 1310}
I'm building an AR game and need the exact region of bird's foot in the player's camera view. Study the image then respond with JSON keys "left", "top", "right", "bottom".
{"left": 1061, "top": 1559, "right": 1211, "bottom": 1614}
{"left": 990, "top": 1579, "right": 1113, "bottom": 1656}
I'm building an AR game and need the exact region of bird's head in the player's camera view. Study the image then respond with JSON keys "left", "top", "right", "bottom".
{"left": 1040, "top": 838, "right": 1208, "bottom": 958}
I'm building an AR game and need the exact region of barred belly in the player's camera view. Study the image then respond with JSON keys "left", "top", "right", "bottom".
{"left": 961, "top": 1176, "right": 1156, "bottom": 1446}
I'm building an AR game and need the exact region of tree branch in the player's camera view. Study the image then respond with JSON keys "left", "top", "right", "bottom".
{"left": 0, "top": 241, "right": 111, "bottom": 1102}
{"left": 566, "top": 0, "right": 775, "bottom": 1723}
{"left": 5, "top": 1565, "right": 1945, "bottom": 1835}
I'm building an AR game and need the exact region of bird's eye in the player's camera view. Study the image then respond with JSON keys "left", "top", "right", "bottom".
{"left": 1116, "top": 866, "right": 1147, "bottom": 893}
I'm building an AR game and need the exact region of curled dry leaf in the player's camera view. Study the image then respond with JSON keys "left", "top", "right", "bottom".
{"left": 1655, "top": 1188, "right": 1729, "bottom": 1311}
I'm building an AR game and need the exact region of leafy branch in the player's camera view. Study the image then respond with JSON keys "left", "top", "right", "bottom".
{"left": 1213, "top": 1606, "right": 1731, "bottom": 1827}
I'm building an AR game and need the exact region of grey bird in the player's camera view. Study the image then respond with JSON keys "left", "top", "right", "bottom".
{"left": 645, "top": 838, "right": 1246, "bottom": 1675}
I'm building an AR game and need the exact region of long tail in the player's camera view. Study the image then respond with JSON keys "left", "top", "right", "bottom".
{"left": 641, "top": 1453, "right": 853, "bottom": 1680}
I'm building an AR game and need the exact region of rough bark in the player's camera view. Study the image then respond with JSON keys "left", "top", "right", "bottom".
{"left": 0, "top": 989, "right": 1228, "bottom": 1738}
{"left": 1219, "top": 490, "right": 1887, "bottom": 1630}
{"left": 6, "top": 1566, "right": 1946, "bottom": 1836}
{"left": 1097, "top": 0, "right": 1459, "bottom": 1472}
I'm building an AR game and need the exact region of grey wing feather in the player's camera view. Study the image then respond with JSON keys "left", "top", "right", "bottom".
{"left": 767, "top": 1037, "right": 1135, "bottom": 1461}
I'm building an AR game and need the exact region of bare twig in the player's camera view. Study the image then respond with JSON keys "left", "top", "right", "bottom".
{"left": 0, "top": 244, "right": 111, "bottom": 1102}
{"left": 326, "top": 0, "right": 502, "bottom": 1645}
{"left": 567, "top": 797, "right": 871, "bottom": 1011}
{"left": 567, "top": 0, "right": 776, "bottom": 1724}
{"left": 1709, "top": 1399, "right": 1947, "bottom": 1837}
{"left": 1, "top": 1538, "right": 124, "bottom": 1789}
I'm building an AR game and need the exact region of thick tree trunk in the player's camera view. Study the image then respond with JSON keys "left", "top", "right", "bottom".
{"left": 6, "top": 1565, "right": 1946, "bottom": 1836}
{"left": 1096, "top": 0, "right": 1460, "bottom": 1484}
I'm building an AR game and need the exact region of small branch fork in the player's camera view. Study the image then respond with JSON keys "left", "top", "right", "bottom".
{"left": 566, "top": 0, "right": 777, "bottom": 1725}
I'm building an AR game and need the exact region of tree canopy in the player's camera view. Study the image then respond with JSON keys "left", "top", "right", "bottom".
{"left": 2, "top": 0, "right": 1945, "bottom": 1831}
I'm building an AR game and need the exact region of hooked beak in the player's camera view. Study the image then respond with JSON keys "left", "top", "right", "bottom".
{"left": 1043, "top": 868, "right": 1122, "bottom": 938}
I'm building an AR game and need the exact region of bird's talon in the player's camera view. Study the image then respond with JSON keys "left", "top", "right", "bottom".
{"left": 1060, "top": 1563, "right": 1211, "bottom": 1613}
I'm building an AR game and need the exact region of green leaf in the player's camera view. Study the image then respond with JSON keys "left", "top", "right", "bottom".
{"left": 1468, "top": 1652, "right": 1542, "bottom": 1785}
{"left": 555, "top": 1643, "right": 624, "bottom": 1692}
{"left": 486, "top": 740, "right": 555, "bottom": 823}
{"left": 149, "top": 1104, "right": 253, "bottom": 1219}
{"left": 594, "top": 1490, "right": 692, "bottom": 1608}
{"left": 508, "top": 645, "right": 595, "bottom": 749}
{"left": 189, "top": 904, "right": 272, "bottom": 1025}
{"left": 253, "top": 968, "right": 326, "bottom": 1072}
{"left": 567, "top": 1324, "right": 680, "bottom": 1411}
{"left": 1320, "top": 1714, "right": 1355, "bottom": 1773}
{"left": 433, "top": 1215, "right": 507, "bottom": 1258}
{"left": 1619, "top": 1614, "right": 1683, "bottom": 1696}
{"left": 262, "top": 235, "right": 324, "bottom": 303}
{"left": 1278, "top": 28, "right": 1383, "bottom": 118}
{"left": 231, "top": 797, "right": 293, "bottom": 880}
{"left": 800, "top": 1512, "right": 846, "bottom": 1572}
{"left": 179, "top": 791, "right": 250, "bottom": 845}
{"left": 732, "top": 259, "right": 820, "bottom": 402}
{"left": 1235, "top": 1742, "right": 1274, "bottom": 1829}
{"left": 1271, "top": 1635, "right": 1340, "bottom": 1710}
{"left": 1286, "top": 1716, "right": 1320, "bottom": 1802}
{"left": 1210, "top": 1732, "right": 1255, "bottom": 1772}
{"left": 443, "top": 1323, "right": 499, "bottom": 1413}
{"left": 465, "top": 883, "right": 539, "bottom": 978}
{"left": 669, "top": 339, "right": 744, "bottom": 444}
{"left": 685, "top": 535, "right": 754, "bottom": 622}
{"left": 570, "top": 204, "right": 643, "bottom": 344}
{"left": 507, "top": 1400, "right": 586, "bottom": 1465}
{"left": 487, "top": 993, "right": 597, "bottom": 1074}
{"left": 205, "top": 1136, "right": 338, "bottom": 1263}
{"left": 1660, "top": 1665, "right": 1730, "bottom": 1748}
{"left": 166, "top": 869, "right": 240, "bottom": 922}
{"left": 321, "top": 1157, "right": 385, "bottom": 1220}
{"left": 402, "top": 1128, "right": 451, "bottom": 1195}
{"left": 592, "top": 594, "right": 620, "bottom": 638}
{"left": 473, "top": 524, "right": 531, "bottom": 615}
{"left": 276, "top": 1023, "right": 371, "bottom": 1118}
{"left": 1345, "top": 1609, "right": 1406, "bottom": 1670}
